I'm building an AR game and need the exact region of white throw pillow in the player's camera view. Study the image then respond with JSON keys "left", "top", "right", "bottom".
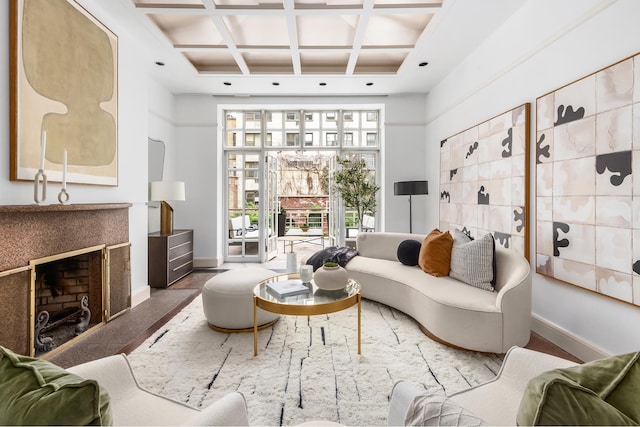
{"left": 449, "top": 229, "right": 495, "bottom": 292}
{"left": 404, "top": 388, "right": 485, "bottom": 426}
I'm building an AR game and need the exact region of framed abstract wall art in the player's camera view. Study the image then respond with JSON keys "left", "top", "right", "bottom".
{"left": 439, "top": 103, "right": 530, "bottom": 259}
{"left": 535, "top": 53, "right": 640, "bottom": 307}
{"left": 10, "top": 0, "right": 118, "bottom": 186}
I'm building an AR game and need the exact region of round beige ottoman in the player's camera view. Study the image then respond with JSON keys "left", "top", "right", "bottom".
{"left": 202, "top": 267, "right": 280, "bottom": 332}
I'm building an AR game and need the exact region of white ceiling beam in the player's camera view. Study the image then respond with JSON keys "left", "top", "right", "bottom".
{"left": 283, "top": 0, "right": 301, "bottom": 75}
{"left": 135, "top": 4, "right": 441, "bottom": 16}
{"left": 345, "top": 0, "right": 375, "bottom": 75}
{"left": 201, "top": 0, "right": 251, "bottom": 75}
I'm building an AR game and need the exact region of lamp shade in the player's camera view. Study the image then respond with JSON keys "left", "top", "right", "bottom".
{"left": 150, "top": 181, "right": 185, "bottom": 201}
{"left": 394, "top": 180, "right": 428, "bottom": 196}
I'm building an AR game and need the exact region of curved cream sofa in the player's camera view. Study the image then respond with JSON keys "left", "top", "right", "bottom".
{"left": 344, "top": 232, "right": 531, "bottom": 353}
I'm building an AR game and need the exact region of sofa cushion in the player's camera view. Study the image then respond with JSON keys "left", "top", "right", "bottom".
{"left": 0, "top": 346, "right": 112, "bottom": 426}
{"left": 516, "top": 352, "right": 640, "bottom": 426}
{"left": 418, "top": 229, "right": 453, "bottom": 277}
{"left": 397, "top": 239, "right": 422, "bottom": 266}
{"left": 449, "top": 230, "right": 495, "bottom": 292}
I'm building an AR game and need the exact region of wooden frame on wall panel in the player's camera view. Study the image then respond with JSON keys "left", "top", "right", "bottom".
{"left": 535, "top": 52, "right": 640, "bottom": 308}
{"left": 10, "top": 0, "right": 118, "bottom": 186}
{"left": 439, "top": 103, "right": 531, "bottom": 260}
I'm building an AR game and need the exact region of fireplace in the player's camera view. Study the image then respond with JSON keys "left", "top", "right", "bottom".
{"left": 0, "top": 203, "right": 131, "bottom": 358}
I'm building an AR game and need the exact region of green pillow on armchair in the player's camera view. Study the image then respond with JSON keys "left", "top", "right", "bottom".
{"left": 517, "top": 351, "right": 640, "bottom": 426}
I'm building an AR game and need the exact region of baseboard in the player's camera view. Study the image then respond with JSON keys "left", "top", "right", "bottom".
{"left": 531, "top": 314, "right": 610, "bottom": 362}
{"left": 131, "top": 286, "right": 150, "bottom": 308}
{"left": 194, "top": 257, "right": 222, "bottom": 268}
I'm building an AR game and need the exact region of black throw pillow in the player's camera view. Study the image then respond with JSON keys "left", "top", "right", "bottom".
{"left": 306, "top": 246, "right": 359, "bottom": 271}
{"left": 397, "top": 239, "right": 422, "bottom": 266}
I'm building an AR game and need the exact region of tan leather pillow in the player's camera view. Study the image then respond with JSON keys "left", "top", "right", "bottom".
{"left": 418, "top": 229, "right": 453, "bottom": 276}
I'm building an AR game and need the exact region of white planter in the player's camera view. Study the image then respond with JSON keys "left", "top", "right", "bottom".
{"left": 314, "top": 264, "right": 348, "bottom": 290}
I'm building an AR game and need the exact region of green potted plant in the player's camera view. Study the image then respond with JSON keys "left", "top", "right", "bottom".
{"left": 333, "top": 156, "right": 380, "bottom": 231}
{"left": 314, "top": 261, "right": 348, "bottom": 290}
{"left": 300, "top": 222, "right": 310, "bottom": 232}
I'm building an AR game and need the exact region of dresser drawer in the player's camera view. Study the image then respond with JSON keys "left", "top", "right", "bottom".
{"left": 167, "top": 230, "right": 193, "bottom": 248}
{"left": 168, "top": 256, "right": 193, "bottom": 284}
{"left": 169, "top": 240, "right": 193, "bottom": 260}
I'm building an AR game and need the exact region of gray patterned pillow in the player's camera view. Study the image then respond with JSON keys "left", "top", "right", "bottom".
{"left": 449, "top": 229, "right": 495, "bottom": 292}
{"left": 404, "top": 388, "right": 485, "bottom": 426}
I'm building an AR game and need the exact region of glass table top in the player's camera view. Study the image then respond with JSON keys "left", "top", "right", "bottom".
{"left": 254, "top": 273, "right": 360, "bottom": 306}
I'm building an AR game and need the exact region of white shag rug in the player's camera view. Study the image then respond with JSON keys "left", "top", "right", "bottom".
{"left": 127, "top": 296, "right": 503, "bottom": 426}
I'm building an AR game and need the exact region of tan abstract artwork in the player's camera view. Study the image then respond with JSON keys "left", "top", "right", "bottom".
{"left": 536, "top": 53, "right": 640, "bottom": 307}
{"left": 439, "top": 103, "right": 530, "bottom": 259}
{"left": 10, "top": 0, "right": 118, "bottom": 186}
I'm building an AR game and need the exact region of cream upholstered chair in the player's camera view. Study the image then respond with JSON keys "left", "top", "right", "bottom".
{"left": 68, "top": 354, "right": 249, "bottom": 426}
{"left": 388, "top": 347, "right": 576, "bottom": 426}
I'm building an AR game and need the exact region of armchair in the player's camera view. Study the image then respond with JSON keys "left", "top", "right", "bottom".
{"left": 68, "top": 354, "right": 249, "bottom": 426}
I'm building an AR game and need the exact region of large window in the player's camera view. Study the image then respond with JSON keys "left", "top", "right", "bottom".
{"left": 224, "top": 109, "right": 380, "bottom": 149}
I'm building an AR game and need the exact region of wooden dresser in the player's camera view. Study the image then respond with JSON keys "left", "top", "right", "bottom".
{"left": 148, "top": 229, "right": 193, "bottom": 288}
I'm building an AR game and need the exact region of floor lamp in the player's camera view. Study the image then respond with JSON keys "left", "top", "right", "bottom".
{"left": 150, "top": 181, "right": 186, "bottom": 235}
{"left": 394, "top": 180, "right": 428, "bottom": 233}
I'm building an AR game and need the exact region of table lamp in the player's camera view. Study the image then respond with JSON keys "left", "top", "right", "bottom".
{"left": 394, "top": 180, "right": 428, "bottom": 233}
{"left": 150, "top": 181, "right": 186, "bottom": 235}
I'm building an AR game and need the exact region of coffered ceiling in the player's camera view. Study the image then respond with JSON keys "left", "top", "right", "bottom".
{"left": 90, "top": 0, "right": 526, "bottom": 95}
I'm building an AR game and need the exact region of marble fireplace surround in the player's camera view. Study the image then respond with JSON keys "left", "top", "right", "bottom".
{"left": 0, "top": 203, "right": 131, "bottom": 356}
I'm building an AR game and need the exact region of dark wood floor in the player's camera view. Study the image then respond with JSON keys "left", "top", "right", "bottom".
{"left": 48, "top": 270, "right": 582, "bottom": 368}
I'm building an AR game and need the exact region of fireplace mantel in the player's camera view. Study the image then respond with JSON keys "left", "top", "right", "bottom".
{"left": 0, "top": 203, "right": 132, "bottom": 272}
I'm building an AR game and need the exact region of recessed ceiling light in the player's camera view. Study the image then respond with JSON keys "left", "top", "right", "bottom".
{"left": 223, "top": 82, "right": 232, "bottom": 86}
{"left": 418, "top": 62, "right": 429, "bottom": 67}
{"left": 366, "top": 82, "right": 374, "bottom": 86}
{"left": 319, "top": 82, "right": 327, "bottom": 86}
{"left": 155, "top": 61, "right": 165, "bottom": 66}
{"left": 272, "top": 82, "right": 280, "bottom": 86}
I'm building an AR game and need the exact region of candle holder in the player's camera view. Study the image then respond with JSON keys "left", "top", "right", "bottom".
{"left": 58, "top": 188, "right": 70, "bottom": 205}
{"left": 33, "top": 169, "right": 47, "bottom": 204}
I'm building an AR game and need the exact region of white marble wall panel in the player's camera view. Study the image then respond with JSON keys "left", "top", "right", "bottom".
{"left": 595, "top": 196, "right": 631, "bottom": 228}
{"left": 512, "top": 176, "right": 525, "bottom": 207}
{"left": 478, "top": 205, "right": 491, "bottom": 231}
{"left": 596, "top": 267, "right": 632, "bottom": 303}
{"left": 537, "top": 197, "right": 553, "bottom": 222}
{"left": 553, "top": 157, "right": 595, "bottom": 196}
{"left": 511, "top": 236, "right": 525, "bottom": 255}
{"left": 450, "top": 183, "right": 463, "bottom": 204}
{"left": 553, "top": 116, "right": 596, "bottom": 161}
{"left": 596, "top": 226, "right": 632, "bottom": 274}
{"left": 489, "top": 178, "right": 512, "bottom": 206}
{"left": 461, "top": 204, "right": 478, "bottom": 228}
{"left": 554, "top": 74, "right": 596, "bottom": 119}
{"left": 633, "top": 277, "right": 640, "bottom": 305}
{"left": 478, "top": 121, "right": 490, "bottom": 139}
{"left": 556, "top": 223, "right": 595, "bottom": 265}
{"left": 595, "top": 154, "right": 632, "bottom": 196}
{"left": 596, "top": 106, "right": 632, "bottom": 154}
{"left": 513, "top": 206, "right": 526, "bottom": 236}
{"left": 462, "top": 181, "right": 476, "bottom": 203}
{"left": 512, "top": 154, "right": 526, "bottom": 180}
{"left": 537, "top": 221, "right": 554, "bottom": 256}
{"left": 490, "top": 158, "right": 512, "bottom": 180}
{"left": 634, "top": 57, "right": 640, "bottom": 103}
{"left": 489, "top": 205, "right": 512, "bottom": 234}
{"left": 553, "top": 196, "right": 595, "bottom": 224}
{"left": 463, "top": 164, "right": 478, "bottom": 183}
{"left": 596, "top": 58, "right": 633, "bottom": 113}
{"left": 633, "top": 198, "right": 640, "bottom": 229}
{"left": 488, "top": 111, "right": 511, "bottom": 136}
{"left": 553, "top": 258, "right": 596, "bottom": 291}
{"left": 537, "top": 163, "right": 553, "bottom": 197}
{"left": 537, "top": 253, "right": 553, "bottom": 276}
{"left": 513, "top": 105, "right": 527, "bottom": 126}
{"left": 537, "top": 93, "right": 555, "bottom": 131}
{"left": 511, "top": 123, "right": 526, "bottom": 156}
{"left": 633, "top": 104, "right": 640, "bottom": 150}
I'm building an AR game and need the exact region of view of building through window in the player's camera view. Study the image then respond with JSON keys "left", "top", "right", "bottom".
{"left": 223, "top": 108, "right": 381, "bottom": 261}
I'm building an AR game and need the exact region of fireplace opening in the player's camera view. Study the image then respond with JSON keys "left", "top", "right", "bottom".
{"left": 34, "top": 249, "right": 104, "bottom": 357}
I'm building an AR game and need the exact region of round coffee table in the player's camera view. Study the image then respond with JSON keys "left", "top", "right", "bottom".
{"left": 253, "top": 273, "right": 361, "bottom": 356}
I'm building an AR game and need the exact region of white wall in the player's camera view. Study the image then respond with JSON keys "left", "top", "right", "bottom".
{"left": 424, "top": 0, "right": 640, "bottom": 358}
{"left": 172, "top": 94, "right": 428, "bottom": 266}
{"left": 0, "top": 1, "right": 171, "bottom": 306}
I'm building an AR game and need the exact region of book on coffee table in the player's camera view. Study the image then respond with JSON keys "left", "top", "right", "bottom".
{"left": 267, "top": 279, "right": 310, "bottom": 298}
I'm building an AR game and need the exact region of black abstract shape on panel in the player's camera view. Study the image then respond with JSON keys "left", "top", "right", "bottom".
{"left": 633, "top": 260, "right": 640, "bottom": 276}
{"left": 461, "top": 227, "right": 472, "bottom": 238}
{"left": 441, "top": 139, "right": 447, "bottom": 148}
{"left": 494, "top": 232, "right": 511, "bottom": 248}
{"left": 450, "top": 169, "right": 458, "bottom": 181}
{"left": 595, "top": 151, "right": 632, "bottom": 187}
{"left": 501, "top": 128, "right": 513, "bottom": 158}
{"left": 554, "top": 105, "right": 585, "bottom": 126}
{"left": 478, "top": 186, "right": 490, "bottom": 205}
{"left": 466, "top": 141, "right": 479, "bottom": 159}
{"left": 513, "top": 206, "right": 525, "bottom": 233}
{"left": 553, "top": 222, "right": 570, "bottom": 257}
{"left": 440, "top": 191, "right": 451, "bottom": 202}
{"left": 536, "top": 133, "right": 551, "bottom": 164}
